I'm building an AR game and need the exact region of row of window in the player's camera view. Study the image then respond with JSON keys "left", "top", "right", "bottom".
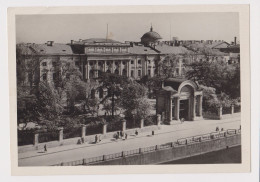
{"left": 42, "top": 59, "right": 154, "bottom": 67}
{"left": 42, "top": 61, "right": 57, "bottom": 67}
{"left": 86, "top": 47, "right": 128, "bottom": 53}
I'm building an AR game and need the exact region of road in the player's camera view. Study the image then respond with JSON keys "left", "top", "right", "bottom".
{"left": 18, "top": 114, "right": 241, "bottom": 166}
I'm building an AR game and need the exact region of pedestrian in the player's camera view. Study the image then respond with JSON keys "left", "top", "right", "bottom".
{"left": 125, "top": 133, "right": 128, "bottom": 140}
{"left": 44, "top": 144, "right": 47, "bottom": 153}
{"left": 95, "top": 135, "right": 98, "bottom": 143}
{"left": 216, "top": 127, "right": 219, "bottom": 131}
{"left": 181, "top": 118, "right": 185, "bottom": 123}
{"left": 152, "top": 131, "right": 154, "bottom": 136}
{"left": 221, "top": 128, "right": 224, "bottom": 131}
{"left": 135, "top": 130, "right": 138, "bottom": 136}
{"left": 117, "top": 131, "right": 120, "bottom": 139}
{"left": 120, "top": 131, "right": 124, "bottom": 138}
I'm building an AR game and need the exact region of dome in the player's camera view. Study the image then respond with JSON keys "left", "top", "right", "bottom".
{"left": 141, "top": 26, "right": 162, "bottom": 45}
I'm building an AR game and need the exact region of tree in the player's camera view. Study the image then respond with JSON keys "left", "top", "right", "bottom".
{"left": 120, "top": 81, "right": 152, "bottom": 126}
{"left": 16, "top": 44, "right": 41, "bottom": 94}
{"left": 99, "top": 73, "right": 128, "bottom": 117}
{"left": 186, "top": 60, "right": 240, "bottom": 99}
{"left": 158, "top": 54, "right": 179, "bottom": 79}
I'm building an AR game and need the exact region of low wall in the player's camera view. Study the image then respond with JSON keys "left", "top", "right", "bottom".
{"left": 203, "top": 112, "right": 240, "bottom": 120}
{"left": 90, "top": 134, "right": 241, "bottom": 165}
{"left": 18, "top": 125, "right": 160, "bottom": 153}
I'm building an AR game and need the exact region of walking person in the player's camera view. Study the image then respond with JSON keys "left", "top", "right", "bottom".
{"left": 44, "top": 144, "right": 47, "bottom": 153}
{"left": 125, "top": 133, "right": 128, "bottom": 140}
{"left": 135, "top": 130, "right": 138, "bottom": 136}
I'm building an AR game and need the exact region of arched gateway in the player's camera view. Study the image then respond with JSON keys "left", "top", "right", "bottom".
{"left": 156, "top": 78, "right": 203, "bottom": 124}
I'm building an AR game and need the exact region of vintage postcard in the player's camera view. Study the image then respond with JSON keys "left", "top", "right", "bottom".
{"left": 8, "top": 5, "right": 250, "bottom": 175}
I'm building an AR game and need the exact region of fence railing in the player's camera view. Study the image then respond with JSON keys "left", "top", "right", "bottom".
{"left": 51, "top": 128, "right": 241, "bottom": 166}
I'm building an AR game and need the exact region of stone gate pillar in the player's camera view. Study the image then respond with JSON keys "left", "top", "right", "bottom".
{"left": 199, "top": 95, "right": 203, "bottom": 117}
{"left": 140, "top": 119, "right": 144, "bottom": 128}
{"left": 58, "top": 127, "right": 64, "bottom": 143}
{"left": 169, "top": 97, "right": 173, "bottom": 121}
{"left": 157, "top": 114, "right": 161, "bottom": 125}
{"left": 231, "top": 104, "right": 234, "bottom": 114}
{"left": 81, "top": 124, "right": 86, "bottom": 138}
{"left": 174, "top": 97, "right": 180, "bottom": 120}
{"left": 102, "top": 123, "right": 107, "bottom": 134}
{"left": 218, "top": 106, "right": 223, "bottom": 120}
{"left": 33, "top": 132, "right": 39, "bottom": 146}
{"left": 122, "top": 119, "right": 126, "bottom": 131}
{"left": 192, "top": 95, "right": 196, "bottom": 120}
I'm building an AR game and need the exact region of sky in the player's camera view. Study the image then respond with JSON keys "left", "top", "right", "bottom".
{"left": 16, "top": 13, "right": 239, "bottom": 44}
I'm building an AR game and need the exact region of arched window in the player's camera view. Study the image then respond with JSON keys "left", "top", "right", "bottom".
{"left": 122, "top": 69, "right": 127, "bottom": 76}
{"left": 106, "top": 69, "right": 111, "bottom": 73}
{"left": 89, "top": 70, "right": 94, "bottom": 78}
{"left": 114, "top": 69, "right": 119, "bottom": 75}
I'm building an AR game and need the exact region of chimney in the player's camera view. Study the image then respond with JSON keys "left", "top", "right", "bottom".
{"left": 234, "top": 37, "right": 237, "bottom": 45}
{"left": 47, "top": 41, "right": 54, "bottom": 46}
{"left": 71, "top": 40, "right": 74, "bottom": 45}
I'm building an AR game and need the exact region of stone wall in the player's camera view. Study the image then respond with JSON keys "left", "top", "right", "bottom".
{"left": 89, "top": 134, "right": 241, "bottom": 165}
{"left": 18, "top": 125, "right": 160, "bottom": 153}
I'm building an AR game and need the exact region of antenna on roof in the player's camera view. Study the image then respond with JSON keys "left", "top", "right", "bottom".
{"left": 106, "top": 24, "right": 108, "bottom": 42}
{"left": 150, "top": 23, "right": 153, "bottom": 32}
{"left": 170, "top": 21, "right": 172, "bottom": 41}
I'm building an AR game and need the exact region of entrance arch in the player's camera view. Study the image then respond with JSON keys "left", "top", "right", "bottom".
{"left": 156, "top": 78, "right": 203, "bottom": 124}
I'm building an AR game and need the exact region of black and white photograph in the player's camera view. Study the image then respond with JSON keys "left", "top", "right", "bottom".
{"left": 7, "top": 5, "right": 250, "bottom": 175}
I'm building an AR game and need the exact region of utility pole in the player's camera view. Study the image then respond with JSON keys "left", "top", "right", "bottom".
{"left": 106, "top": 24, "right": 108, "bottom": 41}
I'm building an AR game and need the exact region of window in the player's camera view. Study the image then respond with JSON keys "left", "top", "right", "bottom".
{"left": 106, "top": 61, "right": 110, "bottom": 66}
{"left": 122, "top": 69, "right": 127, "bottom": 76}
{"left": 123, "top": 61, "right": 126, "bottom": 65}
{"left": 138, "top": 60, "right": 141, "bottom": 64}
{"left": 42, "top": 62, "right": 47, "bottom": 66}
{"left": 148, "top": 69, "right": 151, "bottom": 76}
{"left": 131, "top": 60, "right": 134, "bottom": 64}
{"left": 138, "top": 70, "right": 141, "bottom": 77}
{"left": 115, "top": 61, "right": 119, "bottom": 66}
{"left": 114, "top": 69, "right": 119, "bottom": 75}
{"left": 53, "top": 73, "right": 57, "bottom": 80}
{"left": 148, "top": 60, "right": 151, "bottom": 64}
{"left": 52, "top": 62, "right": 57, "bottom": 67}
{"left": 75, "top": 61, "right": 79, "bottom": 66}
{"left": 90, "top": 61, "right": 93, "bottom": 66}
{"left": 98, "top": 62, "right": 103, "bottom": 66}
{"left": 131, "top": 70, "right": 134, "bottom": 77}
{"left": 42, "top": 73, "right": 47, "bottom": 81}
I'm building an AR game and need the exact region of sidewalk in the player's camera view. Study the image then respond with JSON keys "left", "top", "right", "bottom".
{"left": 18, "top": 115, "right": 241, "bottom": 166}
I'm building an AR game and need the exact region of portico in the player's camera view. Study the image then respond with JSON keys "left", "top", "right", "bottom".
{"left": 156, "top": 78, "right": 203, "bottom": 124}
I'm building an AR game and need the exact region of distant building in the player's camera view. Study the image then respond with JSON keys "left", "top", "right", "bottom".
{"left": 17, "top": 26, "right": 236, "bottom": 92}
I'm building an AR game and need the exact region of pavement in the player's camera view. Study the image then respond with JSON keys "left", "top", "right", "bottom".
{"left": 18, "top": 114, "right": 241, "bottom": 166}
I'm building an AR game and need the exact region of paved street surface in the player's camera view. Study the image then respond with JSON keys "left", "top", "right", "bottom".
{"left": 18, "top": 114, "right": 241, "bottom": 166}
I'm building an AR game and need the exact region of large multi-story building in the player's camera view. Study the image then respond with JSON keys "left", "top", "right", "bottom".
{"left": 17, "top": 26, "right": 233, "bottom": 88}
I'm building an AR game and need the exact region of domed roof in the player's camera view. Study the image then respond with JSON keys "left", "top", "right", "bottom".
{"left": 141, "top": 26, "right": 162, "bottom": 44}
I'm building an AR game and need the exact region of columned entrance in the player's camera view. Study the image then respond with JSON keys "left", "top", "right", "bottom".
{"left": 156, "top": 78, "right": 203, "bottom": 124}
{"left": 179, "top": 99, "right": 189, "bottom": 120}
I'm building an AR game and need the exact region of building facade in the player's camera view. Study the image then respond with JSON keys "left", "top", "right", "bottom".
{"left": 17, "top": 26, "right": 235, "bottom": 91}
